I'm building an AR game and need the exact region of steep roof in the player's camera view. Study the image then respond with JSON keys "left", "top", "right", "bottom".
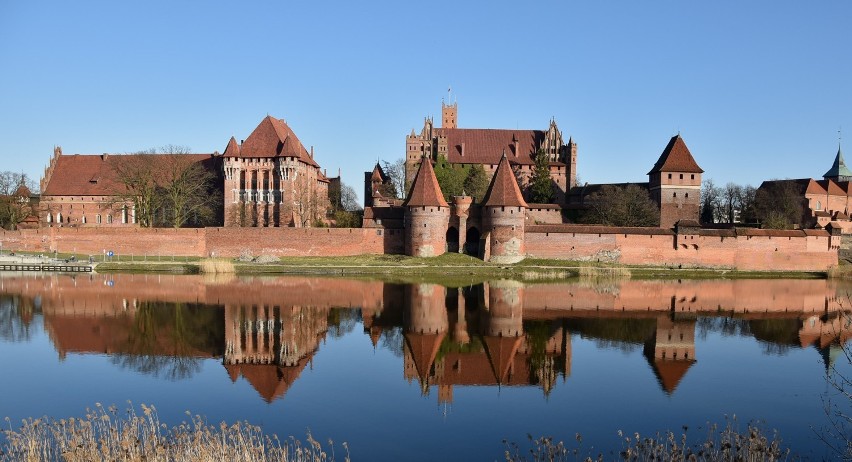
{"left": 648, "top": 135, "right": 703, "bottom": 174}
{"left": 42, "top": 153, "right": 216, "bottom": 196}
{"left": 404, "top": 332, "right": 446, "bottom": 384}
{"left": 483, "top": 335, "right": 523, "bottom": 384}
{"left": 823, "top": 146, "right": 852, "bottom": 179}
{"left": 238, "top": 116, "right": 319, "bottom": 168}
{"left": 223, "top": 136, "right": 240, "bottom": 157}
{"left": 436, "top": 128, "right": 561, "bottom": 166}
{"left": 649, "top": 359, "right": 695, "bottom": 395}
{"left": 482, "top": 154, "right": 528, "bottom": 207}
{"left": 370, "top": 162, "right": 388, "bottom": 182}
{"left": 403, "top": 156, "right": 448, "bottom": 207}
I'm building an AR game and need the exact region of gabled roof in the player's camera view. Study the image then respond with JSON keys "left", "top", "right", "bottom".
{"left": 482, "top": 154, "right": 528, "bottom": 207}
{"left": 238, "top": 116, "right": 319, "bottom": 168}
{"left": 648, "top": 135, "right": 703, "bottom": 174}
{"left": 404, "top": 156, "right": 448, "bottom": 207}
{"left": 436, "top": 128, "right": 561, "bottom": 166}
{"left": 42, "top": 153, "right": 216, "bottom": 196}
{"left": 823, "top": 146, "right": 852, "bottom": 179}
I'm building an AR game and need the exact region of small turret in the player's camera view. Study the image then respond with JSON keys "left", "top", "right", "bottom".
{"left": 481, "top": 154, "right": 527, "bottom": 263}
{"left": 404, "top": 156, "right": 450, "bottom": 257}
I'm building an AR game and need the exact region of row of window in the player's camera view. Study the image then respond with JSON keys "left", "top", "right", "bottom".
{"left": 45, "top": 209, "right": 132, "bottom": 224}
{"left": 667, "top": 173, "right": 696, "bottom": 180}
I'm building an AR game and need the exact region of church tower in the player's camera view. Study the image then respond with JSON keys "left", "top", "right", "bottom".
{"left": 441, "top": 101, "right": 457, "bottom": 129}
{"left": 823, "top": 144, "right": 852, "bottom": 183}
{"left": 648, "top": 135, "right": 703, "bottom": 228}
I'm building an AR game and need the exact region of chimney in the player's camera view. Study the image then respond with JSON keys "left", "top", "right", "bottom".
{"left": 102, "top": 153, "right": 109, "bottom": 160}
{"left": 513, "top": 137, "right": 519, "bottom": 157}
{"left": 240, "top": 139, "right": 244, "bottom": 145}
{"left": 460, "top": 142, "right": 465, "bottom": 157}
{"left": 310, "top": 146, "right": 314, "bottom": 158}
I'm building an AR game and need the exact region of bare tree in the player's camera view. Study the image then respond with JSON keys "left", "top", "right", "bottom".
{"left": 700, "top": 179, "right": 720, "bottom": 224}
{"left": 580, "top": 184, "right": 659, "bottom": 227}
{"left": 753, "top": 181, "right": 805, "bottom": 229}
{"left": 109, "top": 150, "right": 160, "bottom": 227}
{"left": 158, "top": 146, "right": 219, "bottom": 228}
{"left": 284, "top": 173, "right": 324, "bottom": 227}
{"left": 381, "top": 158, "right": 406, "bottom": 199}
{"left": 0, "top": 172, "right": 36, "bottom": 230}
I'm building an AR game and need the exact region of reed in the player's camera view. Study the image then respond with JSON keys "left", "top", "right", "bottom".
{"left": 578, "top": 265, "right": 632, "bottom": 281}
{"left": 504, "top": 417, "right": 788, "bottom": 462}
{"left": 1, "top": 403, "right": 346, "bottom": 462}
{"left": 198, "top": 258, "right": 236, "bottom": 274}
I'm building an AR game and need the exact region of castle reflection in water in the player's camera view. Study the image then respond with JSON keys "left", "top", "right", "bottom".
{"left": 1, "top": 274, "right": 850, "bottom": 403}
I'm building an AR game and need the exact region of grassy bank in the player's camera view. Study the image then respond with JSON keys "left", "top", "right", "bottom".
{"left": 89, "top": 252, "right": 828, "bottom": 281}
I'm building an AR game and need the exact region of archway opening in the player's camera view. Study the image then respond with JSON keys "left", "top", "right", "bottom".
{"left": 446, "top": 226, "right": 459, "bottom": 253}
{"left": 465, "top": 227, "right": 480, "bottom": 256}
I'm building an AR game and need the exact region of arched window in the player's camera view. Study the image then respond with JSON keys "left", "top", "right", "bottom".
{"left": 816, "top": 201, "right": 822, "bottom": 210}
{"left": 46, "top": 213, "right": 52, "bottom": 223}
{"left": 56, "top": 212, "right": 62, "bottom": 223}
{"left": 122, "top": 206, "right": 128, "bottom": 224}
{"left": 107, "top": 215, "right": 113, "bottom": 224}
{"left": 96, "top": 214, "right": 102, "bottom": 224}
{"left": 82, "top": 216, "right": 87, "bottom": 224}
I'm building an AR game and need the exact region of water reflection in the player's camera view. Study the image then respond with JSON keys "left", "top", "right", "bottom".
{"left": 0, "top": 274, "right": 849, "bottom": 403}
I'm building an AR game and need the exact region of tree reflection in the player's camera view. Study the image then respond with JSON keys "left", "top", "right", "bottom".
{"left": 0, "top": 295, "right": 38, "bottom": 343}
{"left": 109, "top": 301, "right": 223, "bottom": 381}
{"left": 327, "top": 307, "right": 360, "bottom": 338}
{"left": 380, "top": 327, "right": 405, "bottom": 358}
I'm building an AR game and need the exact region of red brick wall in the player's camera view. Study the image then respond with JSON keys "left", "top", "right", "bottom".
{"left": 525, "top": 229, "right": 837, "bottom": 271}
{"left": 0, "top": 227, "right": 404, "bottom": 258}
{"left": 405, "top": 206, "right": 450, "bottom": 257}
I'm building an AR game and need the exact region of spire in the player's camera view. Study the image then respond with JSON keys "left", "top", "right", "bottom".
{"left": 223, "top": 136, "right": 241, "bottom": 157}
{"left": 482, "top": 154, "right": 528, "bottom": 207}
{"left": 823, "top": 144, "right": 852, "bottom": 180}
{"left": 403, "top": 156, "right": 448, "bottom": 207}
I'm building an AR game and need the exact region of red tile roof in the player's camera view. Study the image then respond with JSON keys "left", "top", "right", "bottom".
{"left": 238, "top": 116, "right": 320, "bottom": 168}
{"left": 437, "top": 128, "right": 563, "bottom": 166}
{"left": 404, "top": 156, "right": 448, "bottom": 207}
{"left": 482, "top": 154, "right": 528, "bottom": 207}
{"left": 42, "top": 153, "right": 216, "bottom": 196}
{"left": 483, "top": 335, "right": 523, "bottom": 384}
{"left": 223, "top": 136, "right": 240, "bottom": 157}
{"left": 650, "top": 359, "right": 695, "bottom": 395}
{"left": 648, "top": 135, "right": 703, "bottom": 174}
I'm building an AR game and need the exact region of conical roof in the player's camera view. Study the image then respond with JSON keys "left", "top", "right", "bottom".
{"left": 483, "top": 335, "right": 523, "bottom": 384}
{"left": 823, "top": 146, "right": 852, "bottom": 179}
{"left": 404, "top": 332, "right": 446, "bottom": 383}
{"left": 403, "top": 156, "right": 448, "bottom": 207}
{"left": 649, "top": 359, "right": 695, "bottom": 395}
{"left": 648, "top": 135, "right": 703, "bottom": 174}
{"left": 482, "top": 153, "right": 528, "bottom": 207}
{"left": 223, "top": 136, "right": 241, "bottom": 157}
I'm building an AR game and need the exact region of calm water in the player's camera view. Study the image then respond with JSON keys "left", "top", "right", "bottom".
{"left": 0, "top": 273, "right": 850, "bottom": 461}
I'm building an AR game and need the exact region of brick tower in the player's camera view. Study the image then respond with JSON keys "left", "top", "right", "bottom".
{"left": 648, "top": 135, "right": 703, "bottom": 228}
{"left": 482, "top": 153, "right": 528, "bottom": 263}
{"left": 441, "top": 100, "right": 457, "bottom": 129}
{"left": 404, "top": 156, "right": 450, "bottom": 257}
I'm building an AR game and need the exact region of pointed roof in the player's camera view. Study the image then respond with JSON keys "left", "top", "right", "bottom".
{"left": 823, "top": 146, "right": 852, "bottom": 179}
{"left": 403, "top": 156, "right": 448, "bottom": 207}
{"left": 482, "top": 335, "right": 523, "bottom": 384}
{"left": 482, "top": 154, "right": 528, "bottom": 207}
{"left": 648, "top": 135, "right": 703, "bottom": 174}
{"left": 238, "top": 116, "right": 319, "bottom": 167}
{"left": 404, "top": 332, "right": 446, "bottom": 384}
{"left": 370, "top": 162, "right": 388, "bottom": 182}
{"left": 649, "top": 359, "right": 695, "bottom": 395}
{"left": 223, "top": 136, "right": 241, "bottom": 157}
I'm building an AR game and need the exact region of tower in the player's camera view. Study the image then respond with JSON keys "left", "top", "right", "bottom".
{"left": 823, "top": 144, "right": 852, "bottom": 183}
{"left": 648, "top": 135, "right": 703, "bottom": 228}
{"left": 403, "top": 156, "right": 450, "bottom": 257}
{"left": 481, "top": 153, "right": 528, "bottom": 263}
{"left": 441, "top": 100, "right": 457, "bottom": 129}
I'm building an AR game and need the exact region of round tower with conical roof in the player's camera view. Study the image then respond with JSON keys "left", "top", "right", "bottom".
{"left": 481, "top": 154, "right": 528, "bottom": 263}
{"left": 404, "top": 156, "right": 450, "bottom": 257}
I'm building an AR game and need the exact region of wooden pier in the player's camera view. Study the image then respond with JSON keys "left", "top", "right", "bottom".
{"left": 0, "top": 263, "right": 93, "bottom": 273}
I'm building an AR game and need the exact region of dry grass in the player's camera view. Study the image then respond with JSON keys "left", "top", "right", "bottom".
{"left": 578, "top": 265, "right": 632, "bottom": 281}
{"left": 520, "top": 270, "right": 572, "bottom": 281}
{"left": 198, "top": 258, "right": 235, "bottom": 274}
{"left": 504, "top": 418, "right": 789, "bottom": 462}
{"left": 827, "top": 264, "right": 852, "bottom": 280}
{"left": 1, "top": 403, "right": 346, "bottom": 462}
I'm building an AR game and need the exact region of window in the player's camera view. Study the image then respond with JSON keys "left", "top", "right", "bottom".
{"left": 82, "top": 216, "right": 86, "bottom": 224}
{"left": 46, "top": 213, "right": 52, "bottom": 223}
{"left": 673, "top": 192, "right": 677, "bottom": 198}
{"left": 96, "top": 214, "right": 102, "bottom": 224}
{"left": 691, "top": 174, "right": 695, "bottom": 180}
{"left": 107, "top": 215, "right": 113, "bottom": 224}
{"left": 685, "top": 193, "right": 689, "bottom": 198}
{"left": 816, "top": 201, "right": 822, "bottom": 210}
{"left": 668, "top": 174, "right": 672, "bottom": 179}
{"left": 679, "top": 174, "right": 683, "bottom": 179}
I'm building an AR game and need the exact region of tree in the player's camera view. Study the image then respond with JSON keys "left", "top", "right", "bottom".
{"left": 158, "top": 146, "right": 220, "bottom": 228}
{"left": 329, "top": 180, "right": 362, "bottom": 228}
{"left": 579, "top": 184, "right": 659, "bottom": 227}
{"left": 109, "top": 150, "right": 161, "bottom": 228}
{"left": 700, "top": 179, "right": 720, "bottom": 224}
{"left": 381, "top": 159, "right": 406, "bottom": 199}
{"left": 529, "top": 149, "right": 554, "bottom": 203}
{"left": 433, "top": 155, "right": 467, "bottom": 200}
{"left": 753, "top": 181, "right": 805, "bottom": 229}
{"left": 463, "top": 164, "right": 489, "bottom": 203}
{"left": 0, "top": 172, "right": 36, "bottom": 230}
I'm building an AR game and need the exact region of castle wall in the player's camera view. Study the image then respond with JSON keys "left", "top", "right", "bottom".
{"left": 524, "top": 226, "right": 837, "bottom": 271}
{"left": 0, "top": 227, "right": 404, "bottom": 258}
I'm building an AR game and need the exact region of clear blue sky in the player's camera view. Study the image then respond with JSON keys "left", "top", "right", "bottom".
{"left": 1, "top": 1, "right": 850, "bottom": 200}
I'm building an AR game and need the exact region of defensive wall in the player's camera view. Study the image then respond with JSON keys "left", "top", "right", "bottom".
{"left": 0, "top": 222, "right": 839, "bottom": 271}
